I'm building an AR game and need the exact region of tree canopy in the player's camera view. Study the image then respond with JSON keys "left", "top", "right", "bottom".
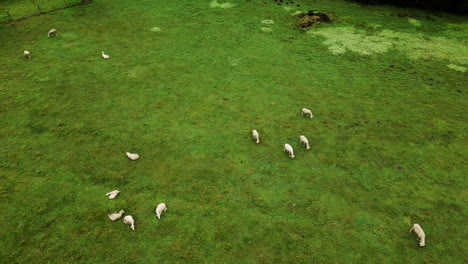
{"left": 349, "top": 0, "right": 467, "bottom": 14}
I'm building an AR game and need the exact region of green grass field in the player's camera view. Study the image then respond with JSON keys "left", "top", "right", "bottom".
{"left": 0, "top": 0, "right": 466, "bottom": 263}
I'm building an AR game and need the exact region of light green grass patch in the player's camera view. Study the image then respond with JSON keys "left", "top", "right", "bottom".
{"left": 125, "top": 65, "right": 148, "bottom": 78}
{"left": 309, "top": 27, "right": 393, "bottom": 55}
{"left": 60, "top": 32, "right": 79, "bottom": 40}
{"left": 210, "top": 0, "right": 235, "bottom": 9}
{"left": 227, "top": 57, "right": 240, "bottom": 66}
{"left": 445, "top": 23, "right": 468, "bottom": 34}
{"left": 378, "top": 29, "right": 468, "bottom": 64}
{"left": 292, "top": 11, "right": 302, "bottom": 16}
{"left": 408, "top": 18, "right": 421, "bottom": 27}
{"left": 150, "top": 27, "right": 162, "bottom": 32}
{"left": 367, "top": 23, "right": 383, "bottom": 29}
{"left": 310, "top": 26, "right": 468, "bottom": 64}
{"left": 260, "top": 27, "right": 273, "bottom": 32}
{"left": 261, "top": 19, "right": 275, "bottom": 25}
{"left": 446, "top": 64, "right": 467, "bottom": 72}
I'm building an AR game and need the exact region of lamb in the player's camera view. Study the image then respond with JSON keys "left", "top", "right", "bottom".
{"left": 300, "top": 135, "right": 310, "bottom": 150}
{"left": 252, "top": 130, "right": 260, "bottom": 144}
{"left": 409, "top": 224, "right": 426, "bottom": 247}
{"left": 23, "top": 50, "right": 31, "bottom": 59}
{"left": 126, "top": 152, "right": 139, "bottom": 160}
{"left": 48, "top": 29, "right": 58, "bottom": 37}
{"left": 155, "top": 203, "right": 167, "bottom": 219}
{"left": 301, "top": 108, "right": 313, "bottom": 119}
{"left": 106, "top": 190, "right": 120, "bottom": 200}
{"left": 284, "top": 144, "right": 295, "bottom": 159}
{"left": 108, "top": 210, "right": 125, "bottom": 221}
{"left": 123, "top": 215, "right": 135, "bottom": 230}
{"left": 101, "top": 51, "right": 110, "bottom": 59}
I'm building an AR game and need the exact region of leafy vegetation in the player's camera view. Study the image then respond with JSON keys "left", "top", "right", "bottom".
{"left": 349, "top": 0, "right": 467, "bottom": 14}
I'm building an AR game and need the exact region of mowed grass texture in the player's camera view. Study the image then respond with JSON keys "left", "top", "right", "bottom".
{"left": 0, "top": 0, "right": 466, "bottom": 263}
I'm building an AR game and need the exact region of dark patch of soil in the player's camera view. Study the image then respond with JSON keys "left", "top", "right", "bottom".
{"left": 338, "top": 121, "right": 382, "bottom": 129}
{"left": 383, "top": 64, "right": 408, "bottom": 73}
{"left": 295, "top": 11, "right": 332, "bottom": 28}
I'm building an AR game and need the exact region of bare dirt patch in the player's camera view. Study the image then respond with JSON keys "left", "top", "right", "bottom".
{"left": 295, "top": 11, "right": 332, "bottom": 28}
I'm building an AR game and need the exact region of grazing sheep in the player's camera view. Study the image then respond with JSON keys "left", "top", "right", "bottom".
{"left": 301, "top": 108, "right": 313, "bottom": 119}
{"left": 108, "top": 210, "right": 125, "bottom": 221}
{"left": 123, "top": 215, "right": 135, "bottom": 230}
{"left": 284, "top": 144, "right": 295, "bottom": 159}
{"left": 252, "top": 130, "right": 260, "bottom": 144}
{"left": 106, "top": 190, "right": 120, "bottom": 200}
{"left": 48, "top": 29, "right": 58, "bottom": 37}
{"left": 126, "top": 152, "right": 139, "bottom": 160}
{"left": 410, "top": 224, "right": 426, "bottom": 247}
{"left": 155, "top": 203, "right": 167, "bottom": 219}
{"left": 23, "top": 50, "right": 31, "bottom": 59}
{"left": 101, "top": 51, "right": 110, "bottom": 59}
{"left": 300, "top": 135, "right": 310, "bottom": 150}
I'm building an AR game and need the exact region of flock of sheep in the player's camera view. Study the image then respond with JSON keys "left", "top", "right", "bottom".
{"left": 255, "top": 108, "right": 426, "bottom": 247}
{"left": 253, "top": 108, "right": 313, "bottom": 159}
{"left": 105, "top": 153, "right": 167, "bottom": 231}
{"left": 23, "top": 29, "right": 427, "bottom": 247}
{"left": 23, "top": 29, "right": 110, "bottom": 60}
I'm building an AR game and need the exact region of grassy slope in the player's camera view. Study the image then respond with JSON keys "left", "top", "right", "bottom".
{"left": 0, "top": 0, "right": 466, "bottom": 263}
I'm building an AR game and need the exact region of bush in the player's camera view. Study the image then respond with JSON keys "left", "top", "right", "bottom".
{"left": 348, "top": 0, "right": 468, "bottom": 14}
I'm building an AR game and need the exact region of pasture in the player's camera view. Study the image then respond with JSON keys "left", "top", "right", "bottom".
{"left": 0, "top": 0, "right": 466, "bottom": 263}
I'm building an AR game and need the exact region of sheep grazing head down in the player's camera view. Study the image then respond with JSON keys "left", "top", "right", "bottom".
{"left": 155, "top": 203, "right": 167, "bottom": 219}
{"left": 410, "top": 223, "right": 426, "bottom": 247}
{"left": 48, "top": 29, "right": 57, "bottom": 37}
{"left": 126, "top": 152, "right": 139, "bottom": 160}
{"left": 106, "top": 190, "right": 120, "bottom": 199}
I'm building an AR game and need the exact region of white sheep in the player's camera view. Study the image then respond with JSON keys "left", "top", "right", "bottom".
{"left": 101, "top": 51, "right": 110, "bottom": 59}
{"left": 409, "top": 224, "right": 426, "bottom": 247}
{"left": 301, "top": 108, "right": 313, "bottom": 119}
{"left": 23, "top": 50, "right": 31, "bottom": 59}
{"left": 48, "top": 29, "right": 58, "bottom": 37}
{"left": 108, "top": 210, "right": 125, "bottom": 221}
{"left": 252, "top": 130, "right": 260, "bottom": 144}
{"left": 106, "top": 190, "right": 120, "bottom": 200}
{"left": 155, "top": 203, "right": 167, "bottom": 219}
{"left": 284, "top": 144, "right": 295, "bottom": 159}
{"left": 300, "top": 135, "right": 310, "bottom": 150}
{"left": 123, "top": 215, "right": 135, "bottom": 230}
{"left": 126, "top": 152, "right": 139, "bottom": 160}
